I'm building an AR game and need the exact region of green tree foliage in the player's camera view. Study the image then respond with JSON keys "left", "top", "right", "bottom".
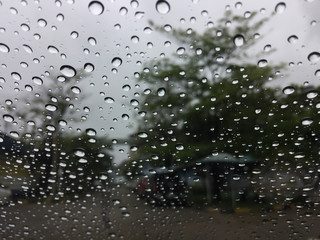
{"left": 129, "top": 11, "right": 286, "bottom": 169}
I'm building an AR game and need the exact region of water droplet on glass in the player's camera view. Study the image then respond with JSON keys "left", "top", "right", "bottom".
{"left": 21, "top": 24, "right": 30, "bottom": 31}
{"left": 122, "top": 85, "right": 131, "bottom": 91}
{"left": 287, "top": 35, "right": 298, "bottom": 44}
{"left": 176, "top": 47, "right": 185, "bottom": 55}
{"left": 71, "top": 86, "right": 81, "bottom": 94}
{"left": 157, "top": 88, "right": 166, "bottom": 97}
{"left": 135, "top": 11, "right": 145, "bottom": 19}
{"left": 88, "top": 37, "right": 97, "bottom": 46}
{"left": 119, "top": 7, "right": 128, "bottom": 16}
{"left": 71, "top": 31, "right": 79, "bottom": 39}
{"left": 156, "top": 0, "right": 170, "bottom": 14}
{"left": 282, "top": 86, "right": 295, "bottom": 95}
{"left": 301, "top": 118, "right": 313, "bottom": 126}
{"left": 56, "top": 13, "right": 64, "bottom": 21}
{"left": 60, "top": 65, "right": 76, "bottom": 77}
{"left": 59, "top": 120, "right": 67, "bottom": 126}
{"left": 104, "top": 97, "right": 115, "bottom": 103}
{"left": 88, "top": 1, "right": 104, "bottom": 15}
{"left": 48, "top": 45, "right": 59, "bottom": 53}
{"left": 275, "top": 2, "right": 286, "bottom": 14}
{"left": 78, "top": 158, "right": 88, "bottom": 164}
{"left": 233, "top": 34, "right": 245, "bottom": 47}
{"left": 112, "top": 57, "right": 122, "bottom": 67}
{"left": 45, "top": 104, "right": 58, "bottom": 112}
{"left": 308, "top": 52, "right": 320, "bottom": 63}
{"left": 122, "top": 114, "right": 129, "bottom": 120}
{"left": 11, "top": 72, "right": 21, "bottom": 80}
{"left": 22, "top": 44, "right": 33, "bottom": 53}
{"left": 130, "top": 99, "right": 139, "bottom": 106}
{"left": 0, "top": 43, "right": 10, "bottom": 53}
{"left": 306, "top": 90, "right": 318, "bottom": 99}
{"left": 37, "top": 19, "right": 47, "bottom": 27}
{"left": 176, "top": 144, "right": 184, "bottom": 150}
{"left": 86, "top": 128, "right": 96, "bottom": 136}
{"left": 74, "top": 148, "right": 85, "bottom": 157}
{"left": 84, "top": 63, "right": 94, "bottom": 72}
{"left": 138, "top": 132, "right": 148, "bottom": 138}
{"left": 3, "top": 114, "right": 14, "bottom": 123}
{"left": 264, "top": 44, "right": 271, "bottom": 52}
{"left": 25, "top": 85, "right": 33, "bottom": 91}
{"left": 131, "top": 36, "right": 139, "bottom": 43}
{"left": 32, "top": 76, "right": 43, "bottom": 85}
{"left": 257, "top": 59, "right": 268, "bottom": 68}
{"left": 315, "top": 70, "right": 320, "bottom": 77}
{"left": 10, "top": 131, "right": 19, "bottom": 138}
{"left": 46, "top": 125, "right": 56, "bottom": 132}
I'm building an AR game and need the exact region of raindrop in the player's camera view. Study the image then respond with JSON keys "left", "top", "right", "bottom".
{"left": 45, "top": 104, "right": 58, "bottom": 112}
{"left": 48, "top": 45, "right": 59, "bottom": 53}
{"left": 10, "top": 7, "right": 18, "bottom": 14}
{"left": 135, "top": 11, "right": 145, "bottom": 19}
{"left": 46, "top": 125, "right": 56, "bottom": 131}
{"left": 25, "top": 85, "right": 33, "bottom": 91}
{"left": 119, "top": 7, "right": 128, "bottom": 16}
{"left": 131, "top": 36, "right": 139, "bottom": 43}
{"left": 257, "top": 59, "right": 268, "bottom": 68}
{"left": 74, "top": 148, "right": 85, "bottom": 157}
{"left": 130, "top": 99, "right": 139, "bottom": 106}
{"left": 301, "top": 118, "right": 313, "bottom": 126}
{"left": 306, "top": 90, "right": 318, "bottom": 99}
{"left": 138, "top": 132, "right": 148, "bottom": 138}
{"left": 78, "top": 158, "right": 88, "bottom": 164}
{"left": 37, "top": 19, "right": 47, "bottom": 27}
{"left": 10, "top": 131, "right": 19, "bottom": 138}
{"left": 275, "top": 2, "right": 286, "bottom": 14}
{"left": 71, "top": 31, "right": 79, "bottom": 39}
{"left": 11, "top": 72, "right": 21, "bottom": 80}
{"left": 84, "top": 63, "right": 94, "bottom": 72}
{"left": 122, "top": 114, "right": 129, "bottom": 120}
{"left": 264, "top": 44, "right": 271, "bottom": 52}
{"left": 156, "top": 0, "right": 170, "bottom": 14}
{"left": 157, "top": 88, "right": 166, "bottom": 97}
{"left": 0, "top": 43, "right": 10, "bottom": 53}
{"left": 88, "top": 37, "right": 97, "bottom": 46}
{"left": 233, "top": 34, "right": 245, "bottom": 47}
{"left": 287, "top": 35, "right": 298, "bottom": 44}
{"left": 144, "top": 27, "right": 153, "bottom": 34}
{"left": 104, "top": 97, "right": 115, "bottom": 103}
{"left": 32, "top": 76, "right": 43, "bottom": 85}
{"left": 176, "top": 47, "right": 185, "bottom": 55}
{"left": 86, "top": 128, "right": 96, "bottom": 136}
{"left": 71, "top": 86, "right": 81, "bottom": 94}
{"left": 22, "top": 44, "right": 33, "bottom": 53}
{"left": 315, "top": 70, "right": 320, "bottom": 77}
{"left": 176, "top": 144, "right": 184, "bottom": 151}
{"left": 3, "top": 114, "right": 14, "bottom": 123}
{"left": 88, "top": 1, "right": 104, "bottom": 15}
{"left": 56, "top": 13, "right": 64, "bottom": 21}
{"left": 122, "top": 84, "right": 131, "bottom": 91}
{"left": 21, "top": 24, "right": 30, "bottom": 31}
{"left": 59, "top": 120, "right": 67, "bottom": 126}
{"left": 308, "top": 52, "right": 320, "bottom": 63}
{"left": 282, "top": 86, "right": 295, "bottom": 95}
{"left": 112, "top": 57, "right": 122, "bottom": 67}
{"left": 60, "top": 65, "right": 76, "bottom": 77}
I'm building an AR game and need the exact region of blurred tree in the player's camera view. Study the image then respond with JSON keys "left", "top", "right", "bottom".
{"left": 129, "top": 11, "right": 286, "bottom": 169}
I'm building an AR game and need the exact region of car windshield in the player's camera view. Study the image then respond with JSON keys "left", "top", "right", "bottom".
{"left": 0, "top": 0, "right": 320, "bottom": 239}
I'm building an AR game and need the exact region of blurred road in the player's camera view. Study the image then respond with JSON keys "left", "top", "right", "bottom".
{"left": 0, "top": 185, "right": 320, "bottom": 239}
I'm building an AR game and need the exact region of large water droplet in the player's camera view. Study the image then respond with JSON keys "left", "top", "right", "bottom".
{"left": 156, "top": 0, "right": 170, "bottom": 14}
{"left": 119, "top": 7, "right": 128, "bottom": 16}
{"left": 86, "top": 128, "right": 96, "bottom": 136}
{"left": 282, "top": 86, "right": 295, "bottom": 95}
{"left": 306, "top": 90, "right": 318, "bottom": 99}
{"left": 233, "top": 34, "right": 245, "bottom": 47}
{"left": 104, "top": 97, "right": 115, "bottom": 103}
{"left": 88, "top": 1, "right": 104, "bottom": 15}
{"left": 78, "top": 158, "right": 88, "bottom": 164}
{"left": 112, "top": 57, "right": 122, "bottom": 67}
{"left": 176, "top": 144, "right": 184, "bottom": 151}
{"left": 275, "top": 2, "right": 286, "bottom": 14}
{"left": 37, "top": 19, "right": 47, "bottom": 27}
{"left": 32, "top": 76, "right": 43, "bottom": 85}
{"left": 287, "top": 35, "right": 298, "bottom": 44}
{"left": 122, "top": 114, "right": 129, "bottom": 120}
{"left": 11, "top": 72, "right": 21, "bottom": 80}
{"left": 45, "top": 104, "right": 58, "bottom": 112}
{"left": 3, "top": 114, "right": 14, "bottom": 123}
{"left": 257, "top": 59, "right": 268, "bottom": 68}
{"left": 21, "top": 24, "right": 30, "bottom": 31}
{"left": 138, "top": 132, "right": 148, "bottom": 138}
{"left": 315, "top": 70, "right": 320, "bottom": 77}
{"left": 71, "top": 31, "right": 79, "bottom": 39}
{"left": 22, "top": 44, "right": 33, "bottom": 53}
{"left": 60, "top": 65, "right": 76, "bottom": 77}
{"left": 0, "top": 43, "right": 10, "bottom": 53}
{"left": 157, "top": 88, "right": 166, "bottom": 97}
{"left": 74, "top": 148, "right": 85, "bottom": 157}
{"left": 48, "top": 45, "right": 59, "bottom": 53}
{"left": 88, "top": 37, "right": 97, "bottom": 46}
{"left": 308, "top": 52, "right": 320, "bottom": 63}
{"left": 71, "top": 86, "right": 81, "bottom": 94}
{"left": 301, "top": 118, "right": 313, "bottom": 126}
{"left": 84, "top": 63, "right": 95, "bottom": 72}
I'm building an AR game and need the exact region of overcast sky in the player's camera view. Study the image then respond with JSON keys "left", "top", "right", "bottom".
{"left": 0, "top": 0, "right": 319, "bottom": 164}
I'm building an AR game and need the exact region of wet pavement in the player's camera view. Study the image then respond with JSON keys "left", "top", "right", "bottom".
{"left": 0, "top": 185, "right": 320, "bottom": 239}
